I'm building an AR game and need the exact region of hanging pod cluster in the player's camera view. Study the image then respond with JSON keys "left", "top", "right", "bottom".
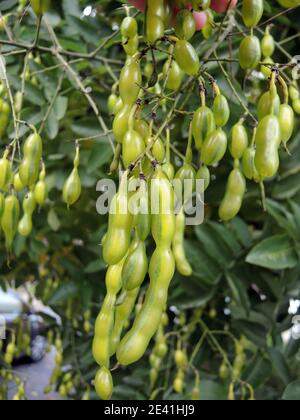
{"left": 0, "top": 127, "right": 48, "bottom": 252}
{"left": 90, "top": 1, "right": 299, "bottom": 399}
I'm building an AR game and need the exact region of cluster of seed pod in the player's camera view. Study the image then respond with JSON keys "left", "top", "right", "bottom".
{"left": 93, "top": 2, "right": 299, "bottom": 399}
{"left": 0, "top": 127, "right": 48, "bottom": 252}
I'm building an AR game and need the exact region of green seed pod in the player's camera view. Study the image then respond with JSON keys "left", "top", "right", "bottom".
{"left": 230, "top": 121, "right": 248, "bottom": 159}
{"left": 163, "top": 60, "right": 184, "bottom": 91}
{"left": 30, "top": 0, "right": 50, "bottom": 15}
{"left": 213, "top": 94, "right": 230, "bottom": 127}
{"left": 0, "top": 149, "right": 12, "bottom": 190}
{"left": 119, "top": 57, "right": 142, "bottom": 106}
{"left": 135, "top": 180, "right": 151, "bottom": 241}
{"left": 123, "top": 34, "right": 139, "bottom": 56}
{"left": 122, "top": 129, "right": 145, "bottom": 168}
{"left": 63, "top": 147, "right": 81, "bottom": 206}
{"left": 122, "top": 237, "right": 148, "bottom": 290}
{"left": 0, "top": 192, "right": 4, "bottom": 219}
{"left": 34, "top": 163, "right": 47, "bottom": 205}
{"left": 162, "top": 162, "right": 175, "bottom": 180}
{"left": 196, "top": 165, "right": 210, "bottom": 192}
{"left": 260, "top": 57, "right": 273, "bottom": 80}
{"left": 192, "top": 106, "right": 216, "bottom": 149}
{"left": 261, "top": 31, "right": 275, "bottom": 58}
{"left": 278, "top": 104, "right": 294, "bottom": 146}
{"left": 107, "top": 93, "right": 118, "bottom": 114}
{"left": 121, "top": 17, "right": 138, "bottom": 38}
{"left": 174, "top": 40, "right": 200, "bottom": 76}
{"left": 219, "top": 167, "right": 246, "bottom": 221}
{"left": 289, "top": 85, "right": 299, "bottom": 101}
{"left": 13, "top": 173, "right": 24, "bottom": 193}
{"left": 239, "top": 35, "right": 261, "bottom": 70}
{"left": 1, "top": 192, "right": 20, "bottom": 250}
{"left": 202, "top": 9, "right": 214, "bottom": 40}
{"left": 242, "top": 147, "right": 260, "bottom": 181}
{"left": 113, "top": 104, "right": 132, "bottom": 143}
{"left": 242, "top": 0, "right": 264, "bottom": 28}
{"left": 94, "top": 367, "right": 113, "bottom": 400}
{"left": 257, "top": 91, "right": 280, "bottom": 120}
{"left": 175, "top": 10, "right": 196, "bottom": 41}
{"left": 201, "top": 128, "right": 228, "bottom": 166}
{"left": 19, "top": 131, "right": 43, "bottom": 187}
{"left": 145, "top": 136, "right": 165, "bottom": 163}
{"left": 255, "top": 115, "right": 281, "bottom": 178}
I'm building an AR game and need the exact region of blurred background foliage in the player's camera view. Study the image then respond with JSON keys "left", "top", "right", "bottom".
{"left": 0, "top": 0, "right": 300, "bottom": 400}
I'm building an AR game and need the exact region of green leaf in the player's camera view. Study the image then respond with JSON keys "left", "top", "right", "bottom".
{"left": 243, "top": 354, "right": 272, "bottom": 388}
{"left": 45, "top": 108, "right": 59, "bottom": 140}
{"left": 246, "top": 234, "right": 298, "bottom": 270}
{"left": 87, "top": 143, "right": 113, "bottom": 174}
{"left": 199, "top": 380, "right": 227, "bottom": 401}
{"left": 282, "top": 379, "right": 300, "bottom": 400}
{"left": 48, "top": 282, "right": 79, "bottom": 306}
{"left": 84, "top": 259, "right": 106, "bottom": 274}
{"left": 226, "top": 272, "right": 250, "bottom": 314}
{"left": 269, "top": 348, "right": 291, "bottom": 386}
{"left": 53, "top": 96, "right": 69, "bottom": 120}
{"left": 48, "top": 209, "right": 61, "bottom": 231}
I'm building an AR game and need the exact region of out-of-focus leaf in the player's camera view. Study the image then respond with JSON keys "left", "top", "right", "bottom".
{"left": 246, "top": 234, "right": 298, "bottom": 270}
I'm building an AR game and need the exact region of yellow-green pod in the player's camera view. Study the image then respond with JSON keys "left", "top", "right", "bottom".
{"left": 110, "top": 287, "right": 140, "bottom": 356}
{"left": 278, "top": 104, "right": 294, "bottom": 146}
{"left": 201, "top": 128, "right": 228, "bottom": 166}
{"left": 122, "top": 129, "right": 145, "bottom": 168}
{"left": 0, "top": 149, "right": 12, "bottom": 190}
{"left": 172, "top": 209, "right": 192, "bottom": 276}
{"left": 122, "top": 238, "right": 148, "bottom": 290}
{"left": 255, "top": 115, "right": 281, "bottom": 178}
{"left": 175, "top": 9, "right": 196, "bottom": 41}
{"left": 260, "top": 57, "right": 273, "bottom": 79}
{"left": 257, "top": 91, "right": 280, "bottom": 121}
{"left": 112, "top": 104, "right": 132, "bottom": 144}
{"left": 219, "top": 167, "right": 246, "bottom": 221}
{"left": 192, "top": 106, "right": 216, "bottom": 149}
{"left": 242, "top": 0, "right": 264, "bottom": 28}
{"left": 19, "top": 131, "right": 43, "bottom": 187}
{"left": 94, "top": 367, "right": 113, "bottom": 400}
{"left": 63, "top": 147, "right": 81, "bottom": 206}
{"left": 13, "top": 173, "right": 24, "bottom": 193}
{"left": 174, "top": 40, "right": 200, "bottom": 76}
{"left": 213, "top": 94, "right": 230, "bottom": 127}
{"left": 30, "top": 0, "right": 50, "bottom": 15}
{"left": 163, "top": 60, "right": 184, "bottom": 91}
{"left": 119, "top": 58, "right": 142, "bottom": 106}
{"left": 121, "top": 16, "right": 138, "bottom": 39}
{"left": 196, "top": 165, "right": 210, "bottom": 192}
{"left": 242, "top": 147, "right": 260, "bottom": 181}
{"left": 239, "top": 35, "right": 261, "bottom": 70}
{"left": 1, "top": 192, "right": 20, "bottom": 250}
{"left": 116, "top": 247, "right": 175, "bottom": 366}
{"left": 261, "top": 30, "right": 275, "bottom": 58}
{"left": 135, "top": 180, "right": 151, "bottom": 241}
{"left": 34, "top": 163, "right": 47, "bottom": 205}
{"left": 162, "top": 162, "right": 175, "bottom": 181}
{"left": 230, "top": 121, "right": 248, "bottom": 159}
{"left": 151, "top": 168, "right": 176, "bottom": 247}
